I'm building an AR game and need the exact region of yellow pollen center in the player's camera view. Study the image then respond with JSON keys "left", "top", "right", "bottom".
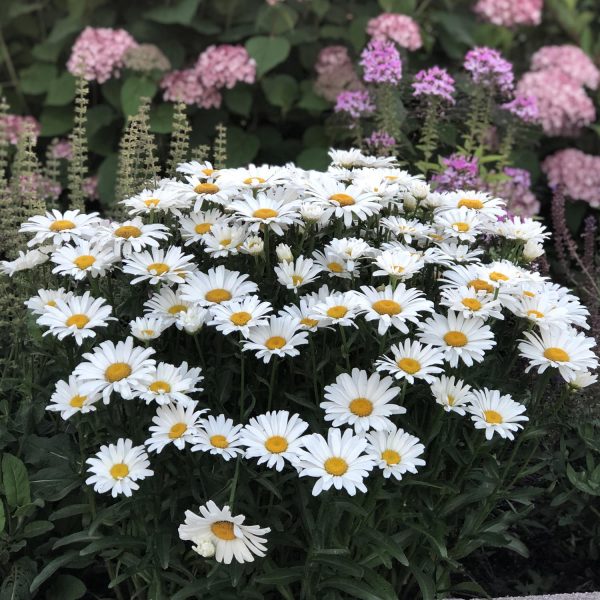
{"left": 149, "top": 380, "right": 171, "bottom": 394}
{"left": 329, "top": 193, "right": 355, "bottom": 206}
{"left": 265, "top": 435, "right": 288, "bottom": 453}
{"left": 141, "top": 329, "right": 155, "bottom": 336}
{"left": 458, "top": 198, "right": 484, "bottom": 209}
{"left": 468, "top": 278, "right": 493, "bottom": 293}
{"left": 253, "top": 208, "right": 278, "bottom": 219}
{"left": 524, "top": 291, "right": 536, "bottom": 298}
{"left": 444, "top": 331, "right": 468, "bottom": 347}
{"left": 168, "top": 304, "right": 187, "bottom": 315}
{"left": 50, "top": 219, "right": 75, "bottom": 231}
{"left": 194, "top": 223, "right": 212, "bottom": 234}
{"left": 105, "top": 362, "right": 132, "bottom": 383}
{"left": 301, "top": 318, "right": 319, "bottom": 328}
{"left": 46, "top": 300, "right": 57, "bottom": 307}
{"left": 372, "top": 299, "right": 401, "bottom": 315}
{"left": 462, "top": 298, "right": 482, "bottom": 311}
{"left": 265, "top": 336, "right": 286, "bottom": 350}
{"left": 211, "top": 520, "right": 236, "bottom": 540}
{"left": 115, "top": 225, "right": 142, "bottom": 238}
{"left": 69, "top": 394, "right": 86, "bottom": 408}
{"left": 447, "top": 394, "right": 455, "bottom": 406}
{"left": 291, "top": 275, "right": 304, "bottom": 286}
{"left": 324, "top": 457, "right": 349, "bottom": 476}
{"left": 349, "top": 397, "right": 373, "bottom": 417}
{"left": 74, "top": 255, "right": 96, "bottom": 270}
{"left": 453, "top": 222, "right": 470, "bottom": 232}
{"left": 110, "top": 463, "right": 129, "bottom": 480}
{"left": 210, "top": 434, "right": 229, "bottom": 448}
{"left": 194, "top": 183, "right": 219, "bottom": 194}
{"left": 489, "top": 271, "right": 509, "bottom": 282}
{"left": 327, "top": 261, "right": 344, "bottom": 273}
{"left": 143, "top": 198, "right": 160, "bottom": 207}
{"left": 147, "top": 262, "right": 169, "bottom": 276}
{"left": 66, "top": 313, "right": 90, "bottom": 328}
{"left": 381, "top": 449, "right": 401, "bottom": 465}
{"left": 202, "top": 168, "right": 215, "bottom": 176}
{"left": 327, "top": 305, "right": 348, "bottom": 319}
{"left": 543, "top": 347, "right": 570, "bottom": 362}
{"left": 205, "top": 288, "right": 232, "bottom": 304}
{"left": 244, "top": 176, "right": 266, "bottom": 185}
{"left": 230, "top": 311, "right": 252, "bottom": 326}
{"left": 168, "top": 422, "right": 187, "bottom": 439}
{"left": 397, "top": 357, "right": 421, "bottom": 374}
{"left": 527, "top": 309, "right": 545, "bottom": 319}
{"left": 484, "top": 409, "right": 503, "bottom": 424}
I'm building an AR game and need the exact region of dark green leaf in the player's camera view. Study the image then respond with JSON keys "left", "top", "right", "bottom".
{"left": 145, "top": 0, "right": 201, "bottom": 24}
{"left": 2, "top": 454, "right": 30, "bottom": 509}
{"left": 120, "top": 76, "right": 158, "bottom": 117}
{"left": 245, "top": 36, "right": 291, "bottom": 77}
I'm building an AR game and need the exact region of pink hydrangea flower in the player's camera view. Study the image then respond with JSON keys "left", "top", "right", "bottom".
{"left": 160, "top": 69, "right": 221, "bottom": 109}
{"left": 366, "top": 13, "right": 422, "bottom": 51}
{"left": 464, "top": 47, "right": 514, "bottom": 94}
{"left": 473, "top": 0, "right": 543, "bottom": 27}
{"left": 487, "top": 167, "right": 540, "bottom": 217}
{"left": 18, "top": 174, "right": 61, "bottom": 201}
{"left": 50, "top": 138, "right": 73, "bottom": 160}
{"left": 360, "top": 39, "right": 402, "bottom": 84}
{"left": 195, "top": 45, "right": 256, "bottom": 90}
{"left": 501, "top": 95, "right": 539, "bottom": 123}
{"left": 0, "top": 115, "right": 40, "bottom": 145}
{"left": 314, "top": 46, "right": 362, "bottom": 102}
{"left": 83, "top": 176, "right": 99, "bottom": 201}
{"left": 516, "top": 69, "right": 595, "bottom": 136}
{"left": 531, "top": 45, "right": 600, "bottom": 90}
{"left": 334, "top": 90, "right": 375, "bottom": 119}
{"left": 67, "top": 27, "right": 138, "bottom": 83}
{"left": 412, "top": 66, "right": 455, "bottom": 104}
{"left": 543, "top": 149, "right": 600, "bottom": 207}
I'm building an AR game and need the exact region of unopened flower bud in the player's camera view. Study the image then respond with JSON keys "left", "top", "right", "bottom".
{"left": 276, "top": 243, "right": 293, "bottom": 263}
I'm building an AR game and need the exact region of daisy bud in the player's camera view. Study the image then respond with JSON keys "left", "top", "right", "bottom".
{"left": 402, "top": 193, "right": 418, "bottom": 211}
{"left": 411, "top": 180, "right": 430, "bottom": 200}
{"left": 276, "top": 243, "right": 293, "bottom": 263}
{"left": 241, "top": 235, "right": 264, "bottom": 256}
{"left": 300, "top": 202, "right": 325, "bottom": 223}
{"left": 192, "top": 537, "right": 216, "bottom": 558}
{"left": 176, "top": 306, "right": 208, "bottom": 334}
{"left": 522, "top": 239, "right": 544, "bottom": 262}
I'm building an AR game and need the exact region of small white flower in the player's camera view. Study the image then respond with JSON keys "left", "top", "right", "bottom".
{"left": 309, "top": 291, "right": 361, "bottom": 328}
{"left": 20, "top": 209, "right": 100, "bottom": 247}
{"left": 209, "top": 296, "right": 272, "bottom": 337}
{"left": 144, "top": 288, "right": 192, "bottom": 324}
{"left": 130, "top": 316, "right": 168, "bottom": 341}
{"left": 274, "top": 256, "right": 322, "bottom": 291}
{"left": 175, "top": 305, "right": 209, "bottom": 334}
{"left": 136, "top": 361, "right": 204, "bottom": 406}
{"left": 276, "top": 243, "right": 294, "bottom": 263}
{"left": 468, "top": 388, "right": 528, "bottom": 441}
{"left": 146, "top": 402, "right": 207, "bottom": 453}
{"left": 25, "top": 288, "right": 73, "bottom": 316}
{"left": 51, "top": 240, "right": 117, "bottom": 280}
{"left": 1, "top": 249, "right": 50, "bottom": 276}
{"left": 430, "top": 375, "right": 474, "bottom": 415}
{"left": 366, "top": 426, "right": 426, "bottom": 480}
{"left": 46, "top": 375, "right": 101, "bottom": 420}
{"left": 242, "top": 315, "right": 309, "bottom": 363}
{"left": 180, "top": 265, "right": 258, "bottom": 307}
{"left": 202, "top": 223, "right": 248, "bottom": 258}
{"left": 178, "top": 209, "right": 227, "bottom": 245}
{"left": 122, "top": 246, "right": 195, "bottom": 285}
{"left": 94, "top": 218, "right": 170, "bottom": 255}
{"left": 375, "top": 340, "right": 445, "bottom": 384}
{"left": 239, "top": 235, "right": 264, "bottom": 256}
{"left": 191, "top": 414, "right": 245, "bottom": 461}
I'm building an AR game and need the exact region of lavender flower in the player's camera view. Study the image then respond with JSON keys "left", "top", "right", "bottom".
{"left": 501, "top": 95, "right": 539, "bottom": 123}
{"left": 334, "top": 90, "right": 375, "bottom": 119}
{"left": 412, "top": 66, "right": 456, "bottom": 104}
{"left": 365, "top": 130, "right": 396, "bottom": 150}
{"left": 432, "top": 154, "right": 481, "bottom": 191}
{"left": 464, "top": 47, "right": 514, "bottom": 94}
{"left": 360, "top": 39, "right": 402, "bottom": 85}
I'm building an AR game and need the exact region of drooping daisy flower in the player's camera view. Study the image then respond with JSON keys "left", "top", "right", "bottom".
{"left": 129, "top": 316, "right": 168, "bottom": 341}
{"left": 1, "top": 249, "right": 50, "bottom": 276}
{"left": 46, "top": 375, "right": 101, "bottom": 420}
{"left": 122, "top": 246, "right": 195, "bottom": 285}
{"left": 355, "top": 284, "right": 434, "bottom": 335}
{"left": 176, "top": 159, "right": 219, "bottom": 179}
{"left": 468, "top": 388, "right": 528, "bottom": 441}
{"left": 309, "top": 291, "right": 362, "bottom": 328}
{"left": 219, "top": 164, "right": 288, "bottom": 190}
{"left": 439, "top": 285, "right": 504, "bottom": 320}
{"left": 202, "top": 223, "right": 248, "bottom": 258}
{"left": 20, "top": 209, "right": 100, "bottom": 247}
{"left": 569, "top": 370, "right": 598, "bottom": 391}
{"left": 326, "top": 237, "right": 373, "bottom": 264}
{"left": 191, "top": 414, "right": 245, "bottom": 460}
{"left": 479, "top": 260, "right": 528, "bottom": 288}
{"left": 505, "top": 294, "right": 569, "bottom": 330}
{"left": 242, "top": 315, "right": 309, "bottom": 363}
{"left": 239, "top": 234, "right": 264, "bottom": 256}
{"left": 321, "top": 368, "right": 405, "bottom": 434}
{"left": 37, "top": 292, "right": 115, "bottom": 345}
{"left": 146, "top": 402, "right": 207, "bottom": 453}
{"left": 178, "top": 209, "right": 227, "bottom": 245}
{"left": 375, "top": 340, "right": 445, "bottom": 384}
{"left": 492, "top": 216, "right": 550, "bottom": 244}
{"left": 274, "top": 256, "right": 322, "bottom": 291}
{"left": 240, "top": 410, "right": 309, "bottom": 471}
{"left": 278, "top": 287, "right": 331, "bottom": 332}
{"left": 518, "top": 328, "right": 598, "bottom": 382}
{"left": 418, "top": 311, "right": 496, "bottom": 367}
{"left": 178, "top": 500, "right": 270, "bottom": 564}
{"left": 144, "top": 288, "right": 192, "bottom": 324}
{"left": 294, "top": 427, "right": 376, "bottom": 496}
{"left": 431, "top": 241, "right": 483, "bottom": 264}
{"left": 25, "top": 288, "right": 73, "bottom": 316}
{"left": 74, "top": 337, "right": 156, "bottom": 403}
{"left": 135, "top": 361, "right": 204, "bottom": 406}
{"left": 365, "top": 426, "right": 426, "bottom": 480}
{"left": 86, "top": 438, "right": 154, "bottom": 497}
{"left": 208, "top": 296, "right": 272, "bottom": 337}
{"left": 94, "top": 218, "right": 170, "bottom": 255}
{"left": 51, "top": 239, "right": 118, "bottom": 280}
{"left": 430, "top": 375, "right": 474, "bottom": 415}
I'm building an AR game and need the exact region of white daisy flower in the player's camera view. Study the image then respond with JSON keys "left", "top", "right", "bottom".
{"left": 191, "top": 414, "right": 244, "bottom": 460}
{"left": 46, "top": 375, "right": 101, "bottom": 420}
{"left": 328, "top": 147, "right": 397, "bottom": 169}
{"left": 274, "top": 256, "right": 322, "bottom": 291}
{"left": 321, "top": 368, "right": 405, "bottom": 434}
{"left": 242, "top": 315, "right": 309, "bottom": 363}
{"left": 299, "top": 200, "right": 332, "bottom": 227}
{"left": 492, "top": 216, "right": 550, "bottom": 244}
{"left": 146, "top": 402, "right": 208, "bottom": 453}
{"left": 178, "top": 209, "right": 227, "bottom": 245}
{"left": 479, "top": 260, "right": 528, "bottom": 288}
{"left": 94, "top": 218, "right": 170, "bottom": 255}
{"left": 144, "top": 288, "right": 192, "bottom": 324}
{"left": 240, "top": 410, "right": 309, "bottom": 471}
{"left": 129, "top": 316, "right": 168, "bottom": 341}
{"left": 178, "top": 500, "right": 270, "bottom": 564}
{"left": 209, "top": 296, "right": 272, "bottom": 337}
{"left": 202, "top": 223, "right": 248, "bottom": 258}
{"left": 1, "top": 249, "right": 50, "bottom": 276}
{"left": 431, "top": 241, "right": 483, "bottom": 264}
{"left": 418, "top": 311, "right": 496, "bottom": 368}
{"left": 436, "top": 190, "right": 505, "bottom": 221}
{"left": 430, "top": 375, "right": 474, "bottom": 415}
{"left": 86, "top": 438, "right": 153, "bottom": 497}
{"left": 122, "top": 246, "right": 195, "bottom": 286}
{"left": 375, "top": 340, "right": 445, "bottom": 384}
{"left": 309, "top": 291, "right": 361, "bottom": 328}
{"left": 175, "top": 305, "right": 209, "bottom": 334}
{"left": 440, "top": 286, "right": 504, "bottom": 320}
{"left": 439, "top": 264, "right": 495, "bottom": 294}
{"left": 468, "top": 388, "right": 528, "bottom": 441}
{"left": 121, "top": 186, "right": 189, "bottom": 215}
{"left": 326, "top": 237, "right": 373, "bottom": 263}
{"left": 239, "top": 235, "right": 264, "bottom": 256}
{"left": 278, "top": 286, "right": 331, "bottom": 331}
{"left": 176, "top": 159, "right": 218, "bottom": 178}
{"left": 275, "top": 243, "right": 294, "bottom": 263}
{"left": 20, "top": 209, "right": 100, "bottom": 247}
{"left": 182, "top": 175, "right": 239, "bottom": 210}
{"left": 379, "top": 217, "right": 431, "bottom": 245}
{"left": 569, "top": 370, "right": 598, "bottom": 391}
{"left": 74, "top": 337, "right": 156, "bottom": 403}
{"left": 51, "top": 239, "right": 118, "bottom": 280}
{"left": 294, "top": 427, "right": 376, "bottom": 496}
{"left": 505, "top": 294, "right": 569, "bottom": 330}
{"left": 372, "top": 248, "right": 425, "bottom": 281}
{"left": 312, "top": 250, "right": 356, "bottom": 279}
{"left": 135, "top": 361, "right": 204, "bottom": 406}
{"left": 219, "top": 164, "right": 289, "bottom": 190}
{"left": 25, "top": 288, "right": 73, "bottom": 316}
{"left": 366, "top": 426, "right": 426, "bottom": 480}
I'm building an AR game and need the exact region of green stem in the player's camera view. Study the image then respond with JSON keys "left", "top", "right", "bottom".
{"left": 267, "top": 358, "right": 278, "bottom": 411}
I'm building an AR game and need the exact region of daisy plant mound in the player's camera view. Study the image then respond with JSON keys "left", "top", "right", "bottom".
{"left": 9, "top": 148, "right": 599, "bottom": 597}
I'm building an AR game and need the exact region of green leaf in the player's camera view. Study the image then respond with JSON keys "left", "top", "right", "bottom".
{"left": 30, "top": 466, "right": 80, "bottom": 502}
{"left": 256, "top": 4, "right": 299, "bottom": 34}
{"left": 2, "top": 454, "right": 30, "bottom": 509}
{"left": 296, "top": 147, "right": 329, "bottom": 171}
{"left": 19, "top": 63, "right": 58, "bottom": 95}
{"left": 145, "top": 0, "right": 201, "bottom": 24}
{"left": 261, "top": 75, "right": 298, "bottom": 111}
{"left": 22, "top": 520, "right": 54, "bottom": 538}
{"left": 0, "top": 557, "right": 36, "bottom": 600}
{"left": 245, "top": 36, "right": 291, "bottom": 77}
{"left": 0, "top": 500, "right": 5, "bottom": 533}
{"left": 224, "top": 86, "right": 253, "bottom": 118}
{"left": 150, "top": 104, "right": 174, "bottom": 133}
{"left": 39, "top": 106, "right": 73, "bottom": 137}
{"left": 254, "top": 566, "right": 305, "bottom": 585}
{"left": 319, "top": 577, "right": 382, "bottom": 600}
{"left": 226, "top": 127, "right": 259, "bottom": 167}
{"left": 46, "top": 72, "right": 76, "bottom": 106}
{"left": 97, "top": 155, "right": 119, "bottom": 206}
{"left": 30, "top": 551, "right": 79, "bottom": 593}
{"left": 45, "top": 575, "right": 86, "bottom": 600}
{"left": 410, "top": 567, "right": 436, "bottom": 600}
{"left": 120, "top": 76, "right": 158, "bottom": 117}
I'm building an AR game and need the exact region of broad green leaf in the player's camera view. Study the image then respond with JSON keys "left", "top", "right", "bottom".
{"left": 22, "top": 520, "right": 54, "bottom": 538}
{"left": 245, "top": 36, "right": 291, "bottom": 77}
{"left": 224, "top": 86, "right": 253, "bottom": 118}
{"left": 226, "top": 127, "right": 259, "bottom": 167}
{"left": 46, "top": 72, "right": 76, "bottom": 106}
{"left": 2, "top": 454, "right": 30, "bottom": 509}
{"left": 46, "top": 575, "right": 86, "bottom": 600}
{"left": 29, "top": 466, "right": 80, "bottom": 502}
{"left": 30, "top": 551, "right": 80, "bottom": 593}
{"left": 150, "top": 103, "right": 174, "bottom": 133}
{"left": 261, "top": 75, "right": 298, "bottom": 111}
{"left": 19, "top": 63, "right": 57, "bottom": 95}
{"left": 0, "top": 557, "right": 36, "bottom": 600}
{"left": 145, "top": 0, "right": 201, "bottom": 24}
{"left": 120, "top": 76, "right": 158, "bottom": 117}
{"left": 296, "top": 147, "right": 329, "bottom": 171}
{"left": 39, "top": 106, "right": 73, "bottom": 137}
{"left": 254, "top": 566, "right": 305, "bottom": 585}
{"left": 256, "top": 4, "right": 299, "bottom": 34}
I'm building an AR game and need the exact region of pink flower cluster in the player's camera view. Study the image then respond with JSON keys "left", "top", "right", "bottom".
{"left": 0, "top": 115, "right": 40, "bottom": 145}
{"left": 432, "top": 154, "right": 481, "bottom": 191}
{"left": 500, "top": 95, "right": 539, "bottom": 124}
{"left": 160, "top": 45, "right": 256, "bottom": 109}
{"left": 464, "top": 47, "right": 514, "bottom": 94}
{"left": 67, "top": 27, "right": 138, "bottom": 83}
{"left": 488, "top": 167, "right": 540, "bottom": 217}
{"left": 542, "top": 149, "right": 600, "bottom": 207}
{"left": 412, "top": 66, "right": 455, "bottom": 104}
{"left": 49, "top": 138, "right": 72, "bottom": 160}
{"left": 18, "top": 174, "right": 61, "bottom": 202}
{"left": 334, "top": 90, "right": 375, "bottom": 119}
{"left": 83, "top": 176, "right": 99, "bottom": 201}
{"left": 366, "top": 13, "right": 422, "bottom": 51}
{"left": 473, "top": 0, "right": 543, "bottom": 27}
{"left": 531, "top": 45, "right": 600, "bottom": 90}
{"left": 365, "top": 130, "right": 396, "bottom": 150}
{"left": 314, "top": 46, "right": 362, "bottom": 102}
{"left": 360, "top": 39, "right": 402, "bottom": 84}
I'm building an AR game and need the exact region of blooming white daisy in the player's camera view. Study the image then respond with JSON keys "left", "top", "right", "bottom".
{"left": 479, "top": 260, "right": 528, "bottom": 288}
{"left": 146, "top": 402, "right": 207, "bottom": 453}
{"left": 439, "top": 264, "right": 495, "bottom": 294}
{"left": 202, "top": 223, "right": 248, "bottom": 258}
{"left": 439, "top": 285, "right": 504, "bottom": 320}
{"left": 299, "top": 200, "right": 332, "bottom": 227}
{"left": 326, "top": 237, "right": 373, "bottom": 263}
{"left": 505, "top": 294, "right": 569, "bottom": 330}
{"left": 379, "top": 217, "right": 431, "bottom": 245}
{"left": 94, "top": 218, "right": 170, "bottom": 255}
{"left": 569, "top": 370, "right": 598, "bottom": 391}
{"left": 209, "top": 296, "right": 272, "bottom": 337}
{"left": 191, "top": 414, "right": 245, "bottom": 460}
{"left": 328, "top": 147, "right": 397, "bottom": 169}
{"left": 178, "top": 500, "right": 270, "bottom": 564}
{"left": 430, "top": 375, "right": 474, "bottom": 415}
{"left": 437, "top": 190, "right": 505, "bottom": 221}
{"left": 294, "top": 427, "right": 375, "bottom": 496}
{"left": 178, "top": 209, "right": 227, "bottom": 245}
{"left": 174, "top": 305, "right": 209, "bottom": 334}
{"left": 121, "top": 186, "right": 189, "bottom": 215}
{"left": 278, "top": 285, "right": 331, "bottom": 331}
{"left": 219, "top": 164, "right": 289, "bottom": 190}
{"left": 176, "top": 159, "right": 219, "bottom": 178}
{"left": 25, "top": 288, "right": 73, "bottom": 316}
{"left": 321, "top": 368, "right": 405, "bottom": 434}
{"left": 468, "top": 388, "right": 528, "bottom": 441}
{"left": 240, "top": 410, "right": 309, "bottom": 471}
{"left": 51, "top": 240, "right": 117, "bottom": 280}
{"left": 239, "top": 234, "right": 264, "bottom": 256}
{"left": 37, "top": 291, "right": 115, "bottom": 346}
{"left": 492, "top": 216, "right": 550, "bottom": 244}
{"left": 144, "top": 288, "right": 192, "bottom": 324}
{"left": 365, "top": 426, "right": 426, "bottom": 480}
{"left": 20, "top": 209, "right": 100, "bottom": 247}
{"left": 122, "top": 246, "right": 195, "bottom": 285}
{"left": 434, "top": 207, "right": 483, "bottom": 242}
{"left": 274, "top": 256, "right": 322, "bottom": 291}
{"left": 129, "top": 316, "right": 168, "bottom": 341}
{"left": 372, "top": 248, "right": 425, "bottom": 281}
{"left": 46, "top": 375, "right": 101, "bottom": 420}
{"left": 242, "top": 315, "right": 309, "bottom": 363}
{"left": 86, "top": 438, "right": 153, "bottom": 497}
{"left": 182, "top": 175, "right": 239, "bottom": 210}
{"left": 309, "top": 291, "right": 361, "bottom": 328}
{"left": 375, "top": 340, "right": 445, "bottom": 384}
{"left": 135, "top": 361, "right": 204, "bottom": 406}
{"left": 74, "top": 337, "right": 156, "bottom": 403}
{"left": 312, "top": 250, "right": 357, "bottom": 279}
{"left": 431, "top": 241, "right": 483, "bottom": 264}
{"left": 1, "top": 249, "right": 50, "bottom": 276}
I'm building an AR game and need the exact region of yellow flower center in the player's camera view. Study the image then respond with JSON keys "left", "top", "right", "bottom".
{"left": 195, "top": 223, "right": 212, "bottom": 234}
{"left": 462, "top": 298, "right": 482, "bottom": 311}
{"left": 66, "top": 313, "right": 90, "bottom": 328}
{"left": 484, "top": 409, "right": 503, "bottom": 425}
{"left": 329, "top": 193, "right": 355, "bottom": 206}
{"left": 230, "top": 311, "right": 252, "bottom": 326}
{"left": 253, "top": 208, "right": 278, "bottom": 220}
{"left": 110, "top": 463, "right": 129, "bottom": 480}
{"left": 46, "top": 300, "right": 57, "bottom": 307}
{"left": 327, "top": 305, "right": 348, "bottom": 319}
{"left": 324, "top": 457, "right": 348, "bottom": 476}
{"left": 115, "top": 225, "right": 142, "bottom": 238}
{"left": 219, "top": 237, "right": 232, "bottom": 246}
{"left": 243, "top": 176, "right": 266, "bottom": 185}
{"left": 444, "top": 331, "right": 468, "bottom": 347}
{"left": 210, "top": 434, "right": 229, "bottom": 448}
{"left": 349, "top": 397, "right": 373, "bottom": 417}
{"left": 143, "top": 198, "right": 160, "bottom": 207}
{"left": 168, "top": 422, "right": 187, "bottom": 439}
{"left": 468, "top": 278, "right": 493, "bottom": 293}
{"left": 105, "top": 362, "right": 132, "bottom": 383}
{"left": 527, "top": 309, "right": 545, "bottom": 319}
{"left": 211, "top": 520, "right": 236, "bottom": 540}
{"left": 372, "top": 299, "right": 401, "bottom": 316}
{"left": 291, "top": 275, "right": 304, "bottom": 286}
{"left": 397, "top": 357, "right": 421, "bottom": 374}
{"left": 265, "top": 435, "right": 288, "bottom": 454}
{"left": 489, "top": 271, "right": 509, "bottom": 282}
{"left": 458, "top": 198, "right": 484, "bottom": 209}
{"left": 543, "top": 347, "right": 570, "bottom": 362}
{"left": 168, "top": 304, "right": 188, "bottom": 315}
{"left": 141, "top": 329, "right": 155, "bottom": 336}
{"left": 447, "top": 394, "right": 455, "bottom": 406}
{"left": 74, "top": 255, "right": 96, "bottom": 270}
{"left": 327, "top": 261, "right": 344, "bottom": 273}
{"left": 147, "top": 262, "right": 169, "bottom": 276}
{"left": 453, "top": 221, "right": 470, "bottom": 232}
{"left": 381, "top": 449, "right": 401, "bottom": 465}
{"left": 50, "top": 219, "right": 75, "bottom": 231}
{"left": 194, "top": 183, "right": 219, "bottom": 194}
{"left": 265, "top": 335, "right": 286, "bottom": 350}
{"left": 524, "top": 291, "right": 536, "bottom": 298}
{"left": 202, "top": 168, "right": 216, "bottom": 176}
{"left": 149, "top": 380, "right": 171, "bottom": 394}
{"left": 301, "top": 317, "right": 319, "bottom": 328}
{"left": 69, "top": 394, "right": 86, "bottom": 408}
{"left": 205, "top": 288, "right": 232, "bottom": 304}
